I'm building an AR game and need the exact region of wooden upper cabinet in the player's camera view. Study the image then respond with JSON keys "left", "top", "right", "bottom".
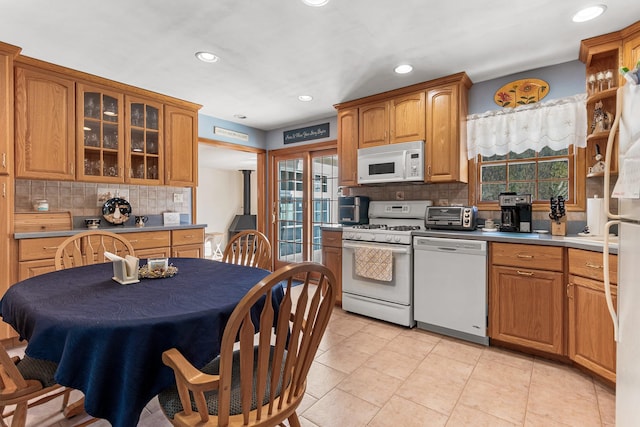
{"left": 334, "top": 72, "right": 471, "bottom": 184}
{"left": 358, "top": 101, "right": 388, "bottom": 147}
{"left": 165, "top": 105, "right": 198, "bottom": 187}
{"left": 76, "top": 83, "right": 125, "bottom": 183}
{"left": 125, "top": 95, "right": 163, "bottom": 185}
{"left": 623, "top": 22, "right": 640, "bottom": 68}
{"left": 358, "top": 92, "right": 425, "bottom": 148}
{"left": 390, "top": 91, "right": 425, "bottom": 143}
{"left": 0, "top": 43, "right": 19, "bottom": 176}
{"left": 15, "top": 65, "right": 75, "bottom": 180}
{"left": 337, "top": 108, "right": 358, "bottom": 186}
{"left": 426, "top": 83, "right": 468, "bottom": 183}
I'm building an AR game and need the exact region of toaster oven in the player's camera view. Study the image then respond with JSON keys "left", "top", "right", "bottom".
{"left": 424, "top": 206, "right": 478, "bottom": 231}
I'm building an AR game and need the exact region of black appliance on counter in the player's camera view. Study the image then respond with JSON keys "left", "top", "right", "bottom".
{"left": 424, "top": 206, "right": 477, "bottom": 230}
{"left": 498, "top": 192, "right": 532, "bottom": 232}
{"left": 338, "top": 196, "right": 370, "bottom": 225}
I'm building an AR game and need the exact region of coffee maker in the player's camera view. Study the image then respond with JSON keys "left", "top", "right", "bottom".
{"left": 499, "top": 193, "right": 532, "bottom": 232}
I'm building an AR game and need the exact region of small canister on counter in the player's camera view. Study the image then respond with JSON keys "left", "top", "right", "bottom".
{"left": 33, "top": 199, "right": 49, "bottom": 211}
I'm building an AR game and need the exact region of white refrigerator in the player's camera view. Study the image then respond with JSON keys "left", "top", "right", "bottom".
{"left": 602, "top": 66, "right": 640, "bottom": 427}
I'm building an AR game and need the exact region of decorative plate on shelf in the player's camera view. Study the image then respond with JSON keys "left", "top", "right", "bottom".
{"left": 494, "top": 78, "right": 549, "bottom": 108}
{"left": 102, "top": 197, "right": 132, "bottom": 225}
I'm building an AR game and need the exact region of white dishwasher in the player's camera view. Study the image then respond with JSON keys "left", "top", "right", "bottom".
{"left": 413, "top": 236, "right": 488, "bottom": 345}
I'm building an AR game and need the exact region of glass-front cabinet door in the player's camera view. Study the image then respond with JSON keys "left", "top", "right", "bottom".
{"left": 125, "top": 96, "right": 163, "bottom": 185}
{"left": 76, "top": 84, "right": 125, "bottom": 182}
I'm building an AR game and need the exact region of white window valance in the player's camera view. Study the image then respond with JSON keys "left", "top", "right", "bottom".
{"left": 466, "top": 93, "right": 587, "bottom": 160}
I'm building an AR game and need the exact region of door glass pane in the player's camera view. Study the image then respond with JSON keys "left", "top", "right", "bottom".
{"left": 311, "top": 154, "right": 338, "bottom": 263}
{"left": 277, "top": 158, "right": 304, "bottom": 263}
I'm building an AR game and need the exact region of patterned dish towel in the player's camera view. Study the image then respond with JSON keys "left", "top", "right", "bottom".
{"left": 354, "top": 246, "right": 393, "bottom": 282}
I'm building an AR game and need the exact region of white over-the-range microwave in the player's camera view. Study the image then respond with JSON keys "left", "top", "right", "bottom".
{"left": 357, "top": 140, "right": 424, "bottom": 184}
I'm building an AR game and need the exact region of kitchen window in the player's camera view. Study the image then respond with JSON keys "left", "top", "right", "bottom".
{"left": 477, "top": 146, "right": 576, "bottom": 204}
{"left": 467, "top": 94, "right": 587, "bottom": 210}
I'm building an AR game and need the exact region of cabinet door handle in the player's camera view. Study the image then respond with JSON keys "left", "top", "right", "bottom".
{"left": 517, "top": 254, "right": 534, "bottom": 259}
{"left": 427, "top": 165, "right": 432, "bottom": 176}
{"left": 2, "top": 152, "right": 5, "bottom": 169}
{"left": 516, "top": 270, "right": 534, "bottom": 276}
{"left": 2, "top": 183, "right": 5, "bottom": 198}
{"left": 43, "top": 246, "right": 59, "bottom": 250}
{"left": 70, "top": 163, "right": 74, "bottom": 174}
{"left": 567, "top": 282, "right": 574, "bottom": 298}
{"left": 585, "top": 262, "right": 602, "bottom": 269}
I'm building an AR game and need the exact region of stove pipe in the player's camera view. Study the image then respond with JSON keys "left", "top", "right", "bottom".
{"left": 241, "top": 169, "right": 251, "bottom": 215}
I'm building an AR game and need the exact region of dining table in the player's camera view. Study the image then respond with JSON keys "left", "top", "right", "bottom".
{"left": 0, "top": 258, "right": 282, "bottom": 427}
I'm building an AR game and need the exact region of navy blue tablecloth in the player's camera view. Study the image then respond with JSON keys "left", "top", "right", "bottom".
{"left": 0, "top": 258, "right": 280, "bottom": 427}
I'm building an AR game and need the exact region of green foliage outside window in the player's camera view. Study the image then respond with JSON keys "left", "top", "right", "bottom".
{"left": 479, "top": 147, "right": 572, "bottom": 203}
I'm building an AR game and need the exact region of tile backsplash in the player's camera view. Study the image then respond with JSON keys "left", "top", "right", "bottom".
{"left": 344, "top": 180, "right": 605, "bottom": 225}
{"left": 15, "top": 180, "right": 192, "bottom": 217}
{"left": 346, "top": 182, "right": 470, "bottom": 207}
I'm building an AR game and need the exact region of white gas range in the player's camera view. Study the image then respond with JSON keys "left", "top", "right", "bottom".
{"left": 341, "top": 200, "right": 432, "bottom": 327}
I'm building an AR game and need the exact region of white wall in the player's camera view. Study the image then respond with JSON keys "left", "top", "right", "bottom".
{"left": 196, "top": 167, "right": 258, "bottom": 248}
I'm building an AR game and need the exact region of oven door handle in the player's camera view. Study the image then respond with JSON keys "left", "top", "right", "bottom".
{"left": 342, "top": 241, "right": 412, "bottom": 254}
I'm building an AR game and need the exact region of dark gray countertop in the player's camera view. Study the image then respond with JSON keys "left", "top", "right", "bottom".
{"left": 413, "top": 229, "right": 618, "bottom": 254}
{"left": 321, "top": 226, "right": 618, "bottom": 254}
{"left": 14, "top": 223, "right": 207, "bottom": 240}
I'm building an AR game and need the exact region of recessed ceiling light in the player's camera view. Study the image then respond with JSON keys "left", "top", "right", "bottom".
{"left": 298, "top": 95, "right": 313, "bottom": 102}
{"left": 394, "top": 64, "right": 413, "bottom": 74}
{"left": 572, "top": 5, "right": 606, "bottom": 22}
{"left": 302, "top": 0, "right": 329, "bottom": 7}
{"left": 195, "top": 51, "right": 219, "bottom": 63}
{"left": 234, "top": 114, "right": 247, "bottom": 119}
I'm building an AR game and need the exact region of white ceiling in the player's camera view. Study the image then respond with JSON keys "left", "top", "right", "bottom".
{"left": 1, "top": 1, "right": 639, "bottom": 134}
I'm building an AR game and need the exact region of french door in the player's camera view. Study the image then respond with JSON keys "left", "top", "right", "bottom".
{"left": 270, "top": 145, "right": 338, "bottom": 270}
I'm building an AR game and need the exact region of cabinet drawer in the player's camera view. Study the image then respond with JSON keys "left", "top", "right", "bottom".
{"left": 322, "top": 230, "right": 342, "bottom": 248}
{"left": 569, "top": 248, "right": 617, "bottom": 284}
{"left": 19, "top": 236, "right": 69, "bottom": 261}
{"left": 491, "top": 243, "right": 563, "bottom": 271}
{"left": 19, "top": 259, "right": 56, "bottom": 281}
{"left": 172, "top": 229, "right": 204, "bottom": 246}
{"left": 135, "top": 247, "right": 171, "bottom": 259}
{"left": 124, "top": 231, "right": 171, "bottom": 250}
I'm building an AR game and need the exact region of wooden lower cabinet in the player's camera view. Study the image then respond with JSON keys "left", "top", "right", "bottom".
{"left": 16, "top": 228, "right": 204, "bottom": 282}
{"left": 567, "top": 248, "right": 617, "bottom": 383}
{"left": 171, "top": 243, "right": 203, "bottom": 258}
{"left": 489, "top": 243, "right": 565, "bottom": 355}
{"left": 321, "top": 229, "right": 342, "bottom": 306}
{"left": 171, "top": 229, "right": 204, "bottom": 258}
{"left": 568, "top": 275, "right": 617, "bottom": 382}
{"left": 18, "top": 236, "right": 69, "bottom": 281}
{"left": 490, "top": 265, "right": 564, "bottom": 354}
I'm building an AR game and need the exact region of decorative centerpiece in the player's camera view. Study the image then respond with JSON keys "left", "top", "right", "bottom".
{"left": 139, "top": 258, "right": 178, "bottom": 279}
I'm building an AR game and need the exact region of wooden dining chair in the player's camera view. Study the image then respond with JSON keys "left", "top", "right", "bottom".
{"left": 222, "top": 230, "right": 272, "bottom": 270}
{"left": 158, "top": 261, "right": 336, "bottom": 427}
{"left": 0, "top": 342, "right": 72, "bottom": 427}
{"left": 54, "top": 230, "right": 135, "bottom": 271}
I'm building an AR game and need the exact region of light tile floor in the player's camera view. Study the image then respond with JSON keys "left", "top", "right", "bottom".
{"left": 7, "top": 307, "right": 615, "bottom": 426}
